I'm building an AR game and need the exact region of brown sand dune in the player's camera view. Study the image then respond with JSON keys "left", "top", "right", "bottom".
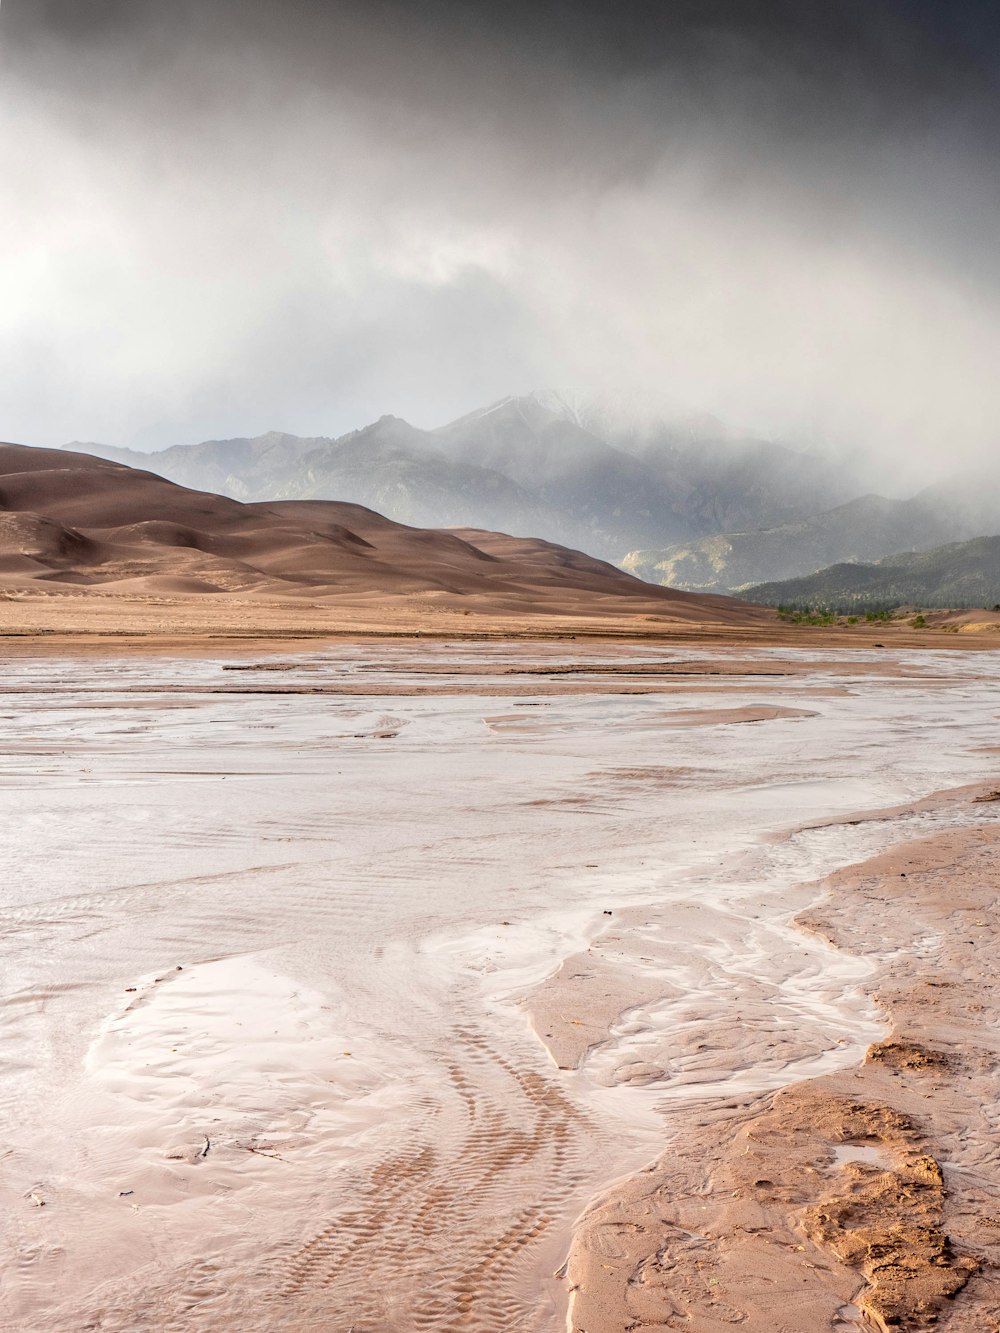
{"left": 0, "top": 442, "right": 770, "bottom": 627}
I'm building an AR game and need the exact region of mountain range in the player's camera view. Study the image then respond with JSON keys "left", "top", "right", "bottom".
{"left": 621, "top": 487, "right": 1000, "bottom": 595}
{"left": 74, "top": 393, "right": 858, "bottom": 565}
{"left": 70, "top": 392, "right": 1000, "bottom": 604}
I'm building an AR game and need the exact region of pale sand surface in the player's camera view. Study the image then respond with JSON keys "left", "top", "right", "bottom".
{"left": 5, "top": 590, "right": 1000, "bottom": 653}
{"left": 2, "top": 641, "right": 1000, "bottom": 1330}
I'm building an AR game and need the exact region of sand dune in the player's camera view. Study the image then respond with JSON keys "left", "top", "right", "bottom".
{"left": 0, "top": 443, "right": 770, "bottom": 627}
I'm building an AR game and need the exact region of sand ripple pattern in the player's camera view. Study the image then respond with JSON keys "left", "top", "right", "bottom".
{"left": 47, "top": 1022, "right": 593, "bottom": 1332}
{"left": 273, "top": 1025, "right": 588, "bottom": 1330}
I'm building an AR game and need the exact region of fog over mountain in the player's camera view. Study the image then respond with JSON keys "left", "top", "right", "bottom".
{"left": 77, "top": 392, "right": 864, "bottom": 563}
{"left": 3, "top": 1, "right": 1000, "bottom": 486}
{"left": 623, "top": 483, "right": 1000, "bottom": 595}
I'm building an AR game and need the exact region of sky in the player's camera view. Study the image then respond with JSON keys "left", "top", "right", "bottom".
{"left": 1, "top": 0, "right": 998, "bottom": 477}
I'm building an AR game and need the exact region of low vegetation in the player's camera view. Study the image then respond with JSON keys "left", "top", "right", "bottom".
{"left": 773, "top": 604, "right": 941, "bottom": 630}
{"left": 777, "top": 603, "right": 902, "bottom": 624}
{"left": 777, "top": 606, "right": 837, "bottom": 626}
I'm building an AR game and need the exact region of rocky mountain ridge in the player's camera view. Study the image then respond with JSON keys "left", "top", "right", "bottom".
{"left": 71, "top": 393, "right": 1000, "bottom": 602}
{"left": 74, "top": 393, "right": 858, "bottom": 564}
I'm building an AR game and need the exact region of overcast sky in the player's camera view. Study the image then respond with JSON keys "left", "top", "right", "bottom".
{"left": 1, "top": 1, "right": 998, "bottom": 475}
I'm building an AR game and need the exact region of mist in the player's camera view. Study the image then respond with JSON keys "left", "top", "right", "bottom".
{"left": 1, "top": 0, "right": 999, "bottom": 485}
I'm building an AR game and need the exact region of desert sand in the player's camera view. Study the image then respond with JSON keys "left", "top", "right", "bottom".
{"left": 565, "top": 801, "right": 1000, "bottom": 1332}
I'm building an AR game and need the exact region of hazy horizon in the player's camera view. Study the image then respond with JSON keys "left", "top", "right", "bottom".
{"left": 2, "top": 1, "right": 999, "bottom": 487}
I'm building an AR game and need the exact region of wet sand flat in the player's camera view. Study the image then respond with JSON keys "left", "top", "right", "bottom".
{"left": 566, "top": 821, "right": 1000, "bottom": 1332}
{"left": 2, "top": 642, "right": 1000, "bottom": 1330}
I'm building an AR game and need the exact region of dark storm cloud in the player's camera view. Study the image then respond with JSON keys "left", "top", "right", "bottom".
{"left": 1, "top": 1, "right": 998, "bottom": 472}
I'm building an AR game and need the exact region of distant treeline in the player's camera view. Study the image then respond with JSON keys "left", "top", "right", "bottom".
{"left": 768, "top": 605, "right": 898, "bottom": 624}
{"left": 745, "top": 589, "right": 1000, "bottom": 613}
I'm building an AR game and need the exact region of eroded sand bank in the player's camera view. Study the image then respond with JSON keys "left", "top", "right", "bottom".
{"left": 2, "top": 642, "right": 999, "bottom": 1330}
{"left": 566, "top": 819, "right": 1000, "bottom": 1332}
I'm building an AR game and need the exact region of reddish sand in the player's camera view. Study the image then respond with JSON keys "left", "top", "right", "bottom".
{"left": 566, "top": 797, "right": 1000, "bottom": 1332}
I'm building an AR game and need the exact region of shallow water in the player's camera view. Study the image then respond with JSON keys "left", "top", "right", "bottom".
{"left": 2, "top": 642, "right": 998, "bottom": 1330}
